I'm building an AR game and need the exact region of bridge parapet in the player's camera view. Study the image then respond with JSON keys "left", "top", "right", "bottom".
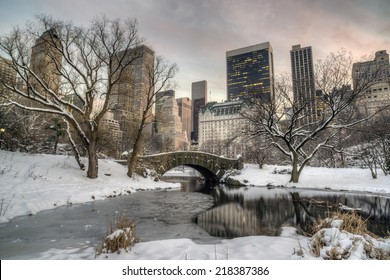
{"left": 135, "top": 151, "right": 243, "bottom": 182}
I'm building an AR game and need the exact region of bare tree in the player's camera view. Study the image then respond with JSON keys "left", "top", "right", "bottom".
{"left": 347, "top": 111, "right": 390, "bottom": 178}
{"left": 241, "top": 50, "right": 386, "bottom": 183}
{"left": 0, "top": 103, "right": 48, "bottom": 152}
{"left": 126, "top": 56, "right": 178, "bottom": 177}
{"left": 0, "top": 15, "right": 142, "bottom": 178}
{"left": 45, "top": 118, "right": 66, "bottom": 154}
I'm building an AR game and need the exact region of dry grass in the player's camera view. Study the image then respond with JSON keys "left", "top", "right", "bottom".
{"left": 309, "top": 210, "right": 390, "bottom": 260}
{"left": 310, "top": 230, "right": 325, "bottom": 257}
{"left": 364, "top": 242, "right": 390, "bottom": 260}
{"left": 96, "top": 213, "right": 137, "bottom": 255}
{"left": 311, "top": 210, "right": 374, "bottom": 237}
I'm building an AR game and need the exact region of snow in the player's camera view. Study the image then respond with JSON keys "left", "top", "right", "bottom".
{"left": 97, "top": 227, "right": 306, "bottom": 260}
{"left": 228, "top": 164, "right": 390, "bottom": 194}
{"left": 309, "top": 227, "right": 390, "bottom": 260}
{"left": 0, "top": 150, "right": 389, "bottom": 260}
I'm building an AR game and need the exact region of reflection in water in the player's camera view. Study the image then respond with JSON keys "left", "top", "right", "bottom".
{"left": 162, "top": 177, "right": 213, "bottom": 194}
{"left": 197, "top": 203, "right": 276, "bottom": 237}
{"left": 197, "top": 185, "right": 390, "bottom": 238}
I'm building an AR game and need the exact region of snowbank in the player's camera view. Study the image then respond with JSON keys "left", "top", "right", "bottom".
{"left": 0, "top": 150, "right": 179, "bottom": 223}
{"left": 97, "top": 227, "right": 307, "bottom": 260}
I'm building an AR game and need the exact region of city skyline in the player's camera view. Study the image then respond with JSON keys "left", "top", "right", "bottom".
{"left": 0, "top": 0, "right": 389, "bottom": 102}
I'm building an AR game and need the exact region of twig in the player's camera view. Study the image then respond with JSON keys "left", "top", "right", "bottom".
{"left": 1, "top": 194, "right": 15, "bottom": 216}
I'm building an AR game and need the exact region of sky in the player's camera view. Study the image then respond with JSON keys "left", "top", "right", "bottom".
{"left": 0, "top": 0, "right": 389, "bottom": 101}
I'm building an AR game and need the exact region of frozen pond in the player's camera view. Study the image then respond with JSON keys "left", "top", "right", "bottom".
{"left": 0, "top": 186, "right": 216, "bottom": 259}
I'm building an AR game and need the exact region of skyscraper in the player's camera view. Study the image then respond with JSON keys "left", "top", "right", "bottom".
{"left": 191, "top": 80, "right": 207, "bottom": 142}
{"left": 155, "top": 90, "right": 188, "bottom": 151}
{"left": 110, "top": 45, "right": 155, "bottom": 151}
{"left": 176, "top": 97, "right": 192, "bottom": 142}
{"left": 30, "top": 29, "right": 63, "bottom": 94}
{"left": 226, "top": 42, "right": 274, "bottom": 101}
{"left": 290, "top": 44, "right": 317, "bottom": 123}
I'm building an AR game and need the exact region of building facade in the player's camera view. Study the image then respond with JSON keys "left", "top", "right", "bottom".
{"left": 191, "top": 80, "right": 207, "bottom": 142}
{"left": 176, "top": 97, "right": 192, "bottom": 142}
{"left": 226, "top": 42, "right": 274, "bottom": 101}
{"left": 23, "top": 29, "right": 64, "bottom": 149}
{"left": 352, "top": 50, "right": 390, "bottom": 116}
{"left": 30, "top": 29, "right": 63, "bottom": 94}
{"left": 0, "top": 56, "right": 16, "bottom": 93}
{"left": 290, "top": 44, "right": 317, "bottom": 123}
{"left": 155, "top": 90, "right": 188, "bottom": 151}
{"left": 99, "top": 110, "right": 123, "bottom": 158}
{"left": 198, "top": 100, "right": 247, "bottom": 158}
{"left": 109, "top": 45, "right": 155, "bottom": 152}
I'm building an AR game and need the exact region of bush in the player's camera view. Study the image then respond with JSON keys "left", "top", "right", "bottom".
{"left": 96, "top": 213, "right": 137, "bottom": 255}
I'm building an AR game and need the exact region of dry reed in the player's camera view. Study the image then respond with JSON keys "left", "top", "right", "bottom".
{"left": 96, "top": 213, "right": 137, "bottom": 255}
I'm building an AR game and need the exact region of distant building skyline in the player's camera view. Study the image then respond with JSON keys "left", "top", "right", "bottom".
{"left": 1, "top": 0, "right": 389, "bottom": 103}
{"left": 226, "top": 42, "right": 274, "bottom": 101}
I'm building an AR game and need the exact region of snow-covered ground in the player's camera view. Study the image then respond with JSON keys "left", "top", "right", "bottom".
{"left": 1, "top": 150, "right": 389, "bottom": 260}
{"left": 228, "top": 164, "right": 390, "bottom": 194}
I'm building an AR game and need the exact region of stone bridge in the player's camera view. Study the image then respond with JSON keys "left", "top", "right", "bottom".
{"left": 134, "top": 151, "right": 243, "bottom": 182}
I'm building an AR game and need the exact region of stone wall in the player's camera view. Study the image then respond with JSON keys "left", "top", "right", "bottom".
{"left": 136, "top": 151, "right": 243, "bottom": 182}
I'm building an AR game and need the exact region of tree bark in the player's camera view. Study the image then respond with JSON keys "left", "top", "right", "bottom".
{"left": 64, "top": 119, "right": 85, "bottom": 170}
{"left": 87, "top": 133, "right": 98, "bottom": 179}
{"left": 127, "top": 124, "right": 144, "bottom": 178}
{"left": 290, "top": 153, "right": 300, "bottom": 183}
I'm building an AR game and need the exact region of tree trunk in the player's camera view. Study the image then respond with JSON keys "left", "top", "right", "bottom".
{"left": 53, "top": 136, "right": 58, "bottom": 155}
{"left": 87, "top": 133, "right": 98, "bottom": 179}
{"left": 290, "top": 154, "right": 300, "bottom": 183}
{"left": 127, "top": 151, "right": 138, "bottom": 178}
{"left": 65, "top": 119, "right": 85, "bottom": 170}
{"left": 127, "top": 124, "right": 144, "bottom": 178}
{"left": 369, "top": 167, "right": 378, "bottom": 179}
{"left": 340, "top": 151, "right": 345, "bottom": 168}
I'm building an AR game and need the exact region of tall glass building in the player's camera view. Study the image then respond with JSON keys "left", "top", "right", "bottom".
{"left": 226, "top": 42, "right": 274, "bottom": 101}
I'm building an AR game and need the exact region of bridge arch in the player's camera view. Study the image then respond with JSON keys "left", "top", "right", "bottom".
{"left": 136, "top": 151, "right": 243, "bottom": 182}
